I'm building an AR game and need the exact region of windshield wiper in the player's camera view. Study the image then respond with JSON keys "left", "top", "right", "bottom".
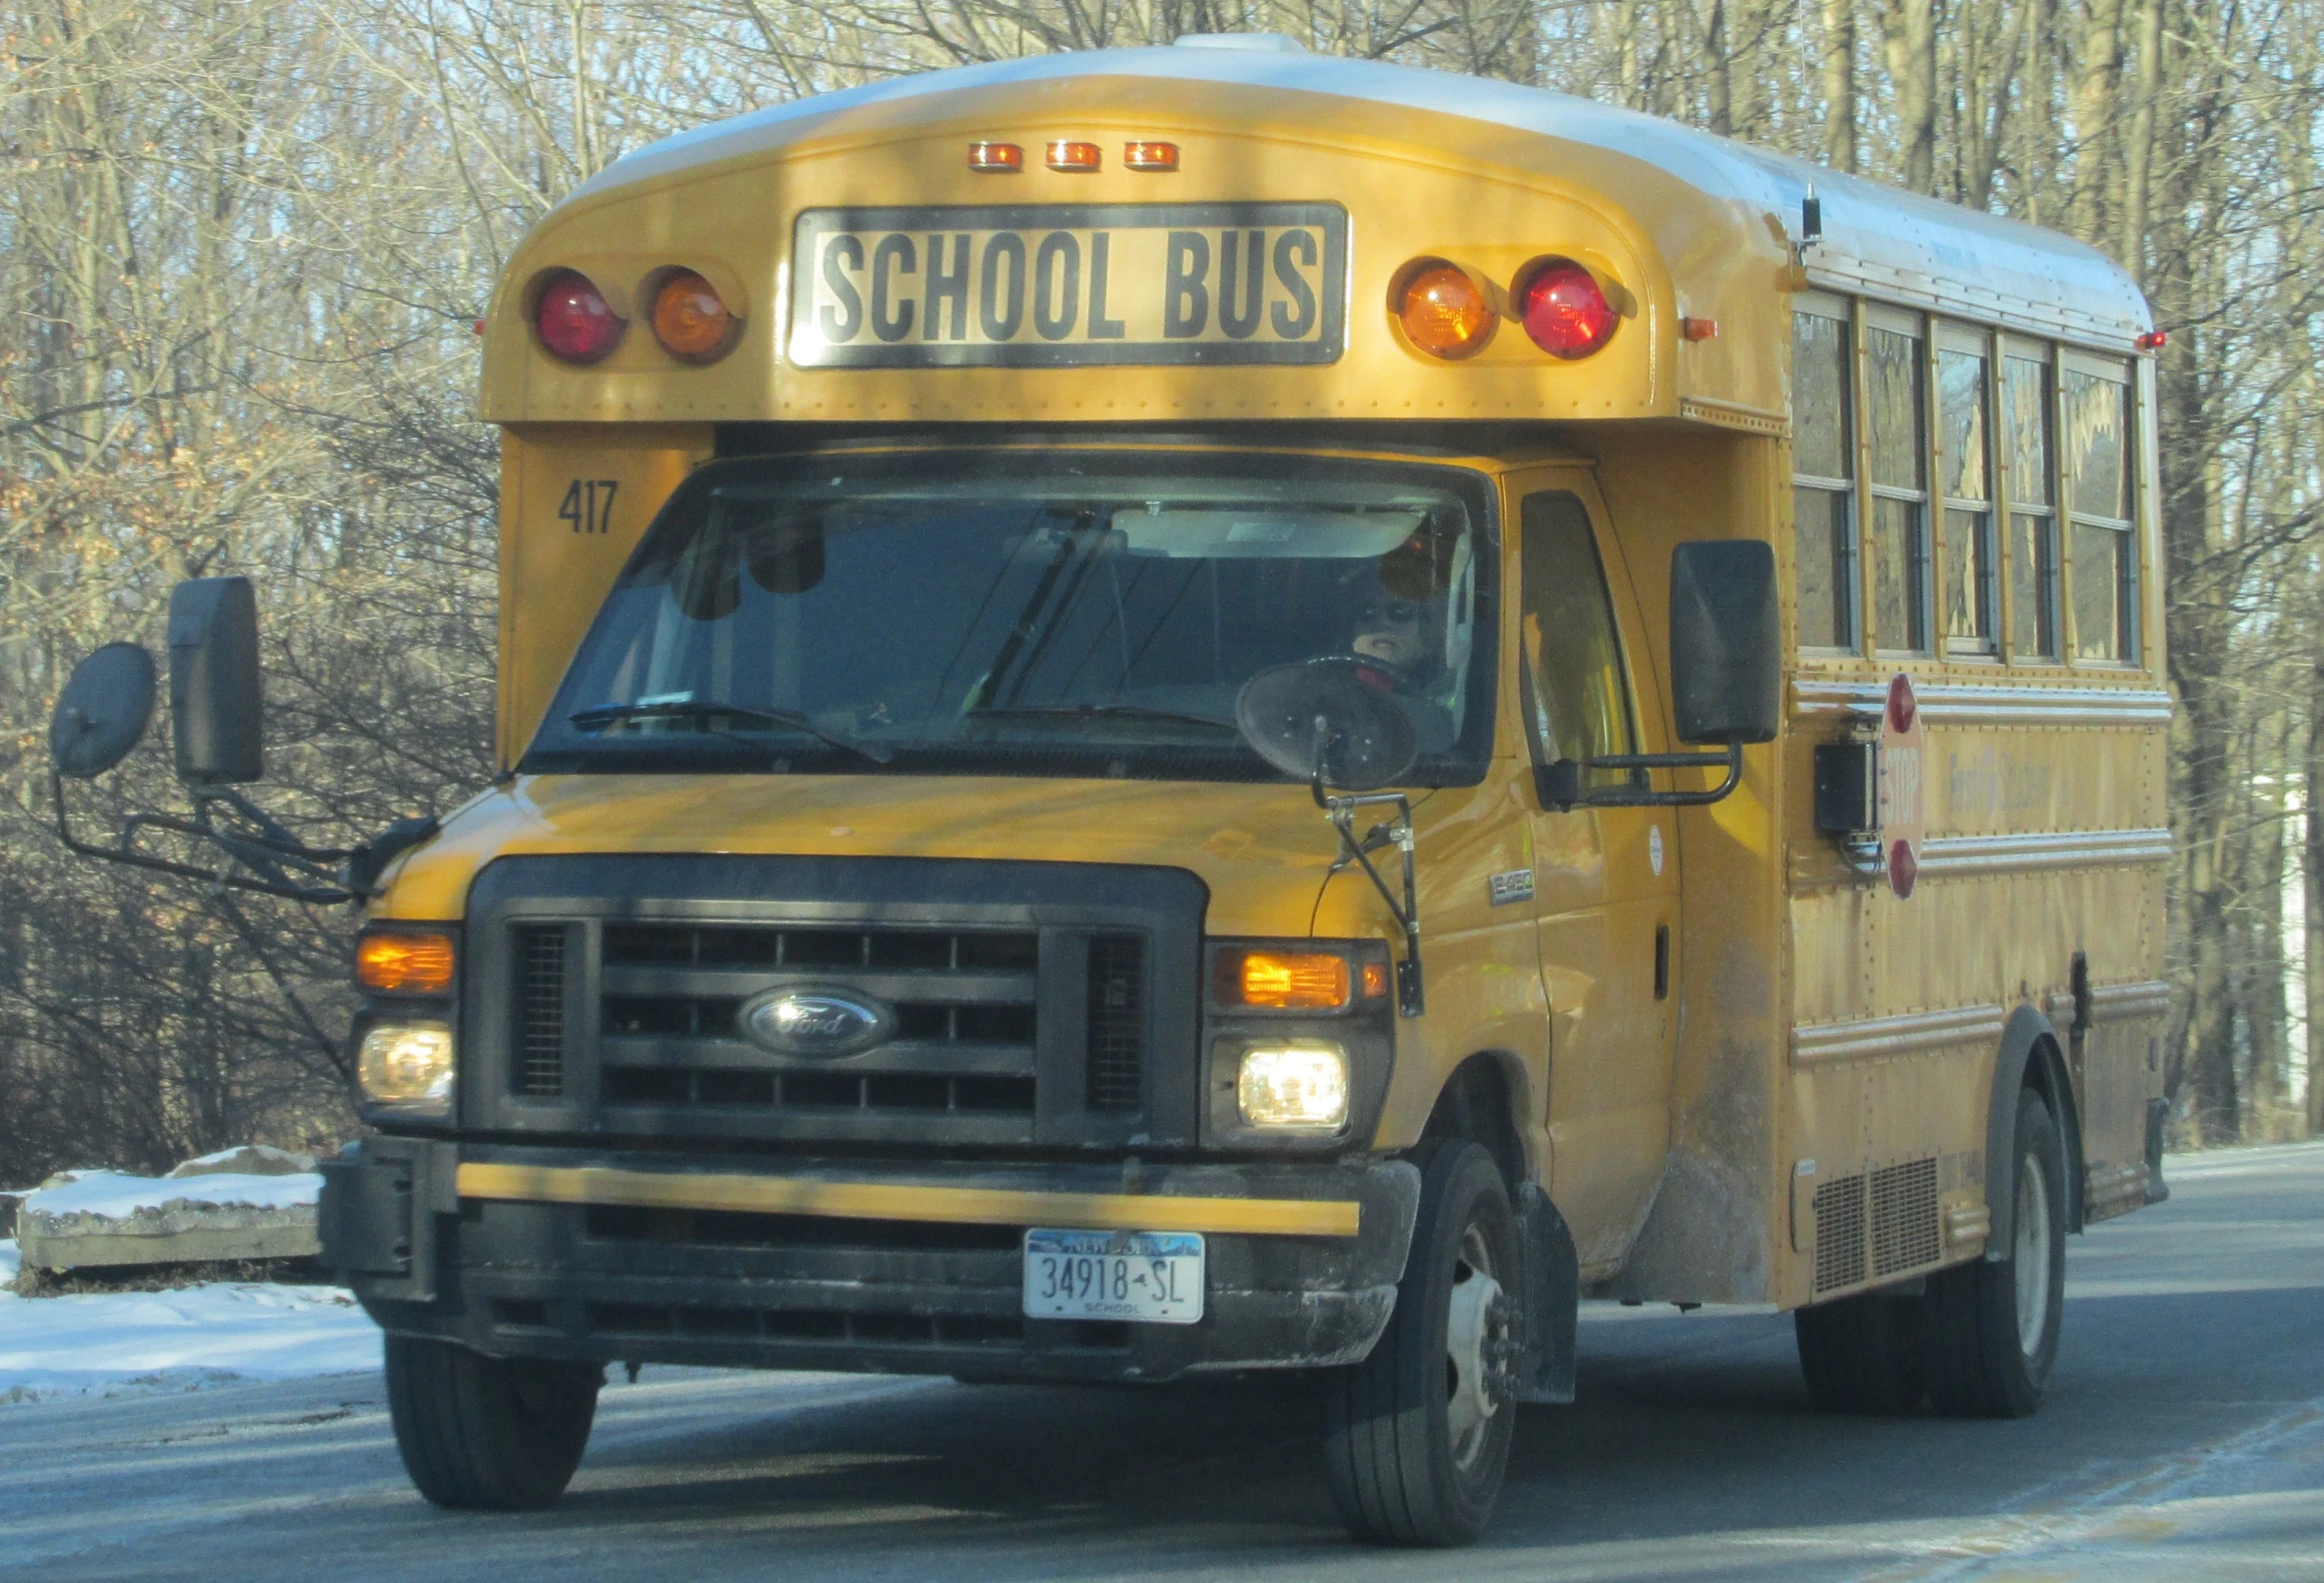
{"left": 960, "top": 703, "right": 1238, "bottom": 734}
{"left": 569, "top": 701, "right": 893, "bottom": 764}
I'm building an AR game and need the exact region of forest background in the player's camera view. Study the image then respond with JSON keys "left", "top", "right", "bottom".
{"left": 1, "top": 0, "right": 2318, "bottom": 1179}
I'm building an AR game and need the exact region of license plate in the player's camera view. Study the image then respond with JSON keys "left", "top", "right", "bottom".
{"left": 789, "top": 203, "right": 1348, "bottom": 369}
{"left": 1022, "top": 1228, "right": 1204, "bottom": 1324}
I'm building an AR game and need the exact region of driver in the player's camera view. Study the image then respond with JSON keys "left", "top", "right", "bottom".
{"left": 1344, "top": 531, "right": 1463, "bottom": 753}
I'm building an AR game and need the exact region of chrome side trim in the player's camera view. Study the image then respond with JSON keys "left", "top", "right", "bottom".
{"left": 1915, "top": 828, "right": 2173, "bottom": 876}
{"left": 1679, "top": 395, "right": 1788, "bottom": 436}
{"left": 1792, "top": 678, "right": 2173, "bottom": 727}
{"left": 1791, "top": 1002, "right": 2007, "bottom": 1066}
{"left": 2047, "top": 978, "right": 2173, "bottom": 1025}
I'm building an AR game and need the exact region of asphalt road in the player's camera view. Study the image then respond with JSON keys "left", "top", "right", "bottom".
{"left": 3, "top": 1142, "right": 2319, "bottom": 1581}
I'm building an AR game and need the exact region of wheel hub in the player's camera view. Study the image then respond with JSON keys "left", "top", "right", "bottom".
{"left": 1444, "top": 1245, "right": 1513, "bottom": 1466}
{"left": 2014, "top": 1152, "right": 2053, "bottom": 1356}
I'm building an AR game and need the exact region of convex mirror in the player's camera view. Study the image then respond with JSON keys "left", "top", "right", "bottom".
{"left": 168, "top": 576, "right": 265, "bottom": 785}
{"left": 1236, "top": 657, "right": 1419, "bottom": 791}
{"left": 49, "top": 643, "right": 158, "bottom": 780}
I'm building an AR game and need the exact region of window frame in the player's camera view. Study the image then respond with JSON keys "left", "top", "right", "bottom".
{"left": 1789, "top": 291, "right": 1860, "bottom": 656}
{"left": 1514, "top": 485, "right": 1646, "bottom": 796}
{"left": 1998, "top": 335, "right": 2062, "bottom": 664}
{"left": 2059, "top": 349, "right": 2140, "bottom": 666}
{"left": 1861, "top": 303, "right": 1933, "bottom": 657}
{"left": 1934, "top": 320, "right": 2000, "bottom": 659}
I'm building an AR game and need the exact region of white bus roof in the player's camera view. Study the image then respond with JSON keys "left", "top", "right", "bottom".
{"left": 574, "top": 44, "right": 2151, "bottom": 347}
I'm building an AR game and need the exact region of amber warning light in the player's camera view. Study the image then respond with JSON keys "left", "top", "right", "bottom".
{"left": 1217, "top": 949, "right": 1352, "bottom": 1010}
{"left": 358, "top": 929, "right": 456, "bottom": 995}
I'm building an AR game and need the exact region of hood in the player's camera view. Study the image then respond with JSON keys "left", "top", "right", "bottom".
{"left": 372, "top": 772, "right": 1392, "bottom": 939}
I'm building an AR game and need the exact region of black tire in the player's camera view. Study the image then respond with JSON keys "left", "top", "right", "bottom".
{"left": 1922, "top": 1091, "right": 2067, "bottom": 1418}
{"left": 1323, "top": 1141, "right": 1520, "bottom": 1547}
{"left": 385, "top": 1333, "right": 601, "bottom": 1510}
{"left": 1794, "top": 1291, "right": 1924, "bottom": 1414}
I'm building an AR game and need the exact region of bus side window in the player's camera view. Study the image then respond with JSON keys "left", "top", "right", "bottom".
{"left": 1791, "top": 300, "right": 1855, "bottom": 650}
{"left": 1521, "top": 492, "right": 1639, "bottom": 793}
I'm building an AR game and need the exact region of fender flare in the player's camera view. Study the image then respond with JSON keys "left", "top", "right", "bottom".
{"left": 1985, "top": 1003, "right": 2085, "bottom": 1257}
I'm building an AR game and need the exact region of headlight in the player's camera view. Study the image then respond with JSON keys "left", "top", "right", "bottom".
{"left": 1237, "top": 1043, "right": 1350, "bottom": 1130}
{"left": 359, "top": 1021, "right": 456, "bottom": 1114}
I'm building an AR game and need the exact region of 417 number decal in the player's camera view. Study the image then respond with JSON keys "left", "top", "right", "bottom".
{"left": 559, "top": 478, "right": 618, "bottom": 534}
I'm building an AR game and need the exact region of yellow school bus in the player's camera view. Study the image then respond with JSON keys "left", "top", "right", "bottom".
{"left": 50, "top": 36, "right": 2167, "bottom": 1546}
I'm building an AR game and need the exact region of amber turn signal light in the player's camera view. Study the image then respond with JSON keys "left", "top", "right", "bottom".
{"left": 358, "top": 929, "right": 456, "bottom": 995}
{"left": 1217, "top": 949, "right": 1351, "bottom": 1009}
{"left": 1398, "top": 262, "right": 1496, "bottom": 359}
{"left": 650, "top": 270, "right": 738, "bottom": 364}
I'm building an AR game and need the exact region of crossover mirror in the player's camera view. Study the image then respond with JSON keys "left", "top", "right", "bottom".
{"left": 1236, "top": 657, "right": 1420, "bottom": 792}
{"left": 168, "top": 576, "right": 265, "bottom": 785}
{"left": 49, "top": 643, "right": 158, "bottom": 781}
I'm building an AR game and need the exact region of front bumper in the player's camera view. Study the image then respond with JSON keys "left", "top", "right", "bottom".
{"left": 321, "top": 1138, "right": 1420, "bottom": 1382}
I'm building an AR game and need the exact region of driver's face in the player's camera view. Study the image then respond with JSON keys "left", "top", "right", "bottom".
{"left": 1350, "top": 595, "right": 1429, "bottom": 670}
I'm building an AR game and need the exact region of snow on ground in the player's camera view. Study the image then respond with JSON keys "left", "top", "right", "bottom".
{"left": 0, "top": 1238, "right": 378, "bottom": 1404}
{"left": 22, "top": 1169, "right": 320, "bottom": 1219}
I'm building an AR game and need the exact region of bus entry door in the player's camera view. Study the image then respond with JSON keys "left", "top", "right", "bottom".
{"left": 1512, "top": 477, "right": 1679, "bottom": 1270}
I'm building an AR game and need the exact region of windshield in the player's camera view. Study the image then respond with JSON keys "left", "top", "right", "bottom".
{"left": 523, "top": 449, "right": 1498, "bottom": 784}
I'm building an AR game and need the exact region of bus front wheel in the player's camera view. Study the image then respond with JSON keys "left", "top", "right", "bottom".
{"left": 1921, "top": 1090, "right": 2068, "bottom": 1417}
{"left": 385, "top": 1333, "right": 601, "bottom": 1510}
{"left": 1322, "top": 1140, "right": 1519, "bottom": 1547}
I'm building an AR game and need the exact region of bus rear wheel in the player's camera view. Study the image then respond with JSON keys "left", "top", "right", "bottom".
{"left": 1322, "top": 1140, "right": 1519, "bottom": 1547}
{"left": 1921, "top": 1091, "right": 2067, "bottom": 1417}
{"left": 385, "top": 1333, "right": 601, "bottom": 1510}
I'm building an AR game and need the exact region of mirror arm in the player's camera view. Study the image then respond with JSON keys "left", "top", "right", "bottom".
{"left": 1316, "top": 771, "right": 1425, "bottom": 1017}
{"left": 1539, "top": 741, "right": 1745, "bottom": 810}
{"left": 50, "top": 773, "right": 356, "bottom": 905}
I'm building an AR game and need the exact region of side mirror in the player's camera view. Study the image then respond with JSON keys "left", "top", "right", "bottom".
{"left": 49, "top": 643, "right": 158, "bottom": 780}
{"left": 168, "top": 577, "right": 265, "bottom": 785}
{"left": 1669, "top": 541, "right": 1779, "bottom": 746}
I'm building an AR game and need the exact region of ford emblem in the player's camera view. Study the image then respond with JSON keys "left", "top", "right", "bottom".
{"left": 737, "top": 987, "right": 893, "bottom": 1057}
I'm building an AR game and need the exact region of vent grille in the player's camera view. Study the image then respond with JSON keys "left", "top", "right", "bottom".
{"left": 1812, "top": 1174, "right": 1867, "bottom": 1294}
{"left": 1871, "top": 1157, "right": 1942, "bottom": 1278}
{"left": 1086, "top": 933, "right": 1146, "bottom": 1112}
{"left": 515, "top": 926, "right": 568, "bottom": 1096}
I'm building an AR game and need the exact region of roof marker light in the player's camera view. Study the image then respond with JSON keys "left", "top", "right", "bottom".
{"left": 968, "top": 142, "right": 1023, "bottom": 172}
{"left": 650, "top": 270, "right": 737, "bottom": 364}
{"left": 1046, "top": 140, "right": 1101, "bottom": 171}
{"left": 1518, "top": 259, "right": 1619, "bottom": 360}
{"left": 1398, "top": 262, "right": 1496, "bottom": 360}
{"left": 535, "top": 271, "right": 621, "bottom": 364}
{"left": 2136, "top": 330, "right": 2167, "bottom": 350}
{"left": 1681, "top": 316, "right": 1719, "bottom": 342}
{"left": 1124, "top": 140, "right": 1179, "bottom": 171}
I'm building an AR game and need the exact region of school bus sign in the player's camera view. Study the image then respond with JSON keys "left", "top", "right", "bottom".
{"left": 788, "top": 202, "right": 1348, "bottom": 367}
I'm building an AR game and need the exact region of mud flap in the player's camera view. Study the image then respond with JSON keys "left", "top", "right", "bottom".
{"left": 1513, "top": 1183, "right": 1579, "bottom": 1404}
{"left": 2144, "top": 1096, "right": 2171, "bottom": 1204}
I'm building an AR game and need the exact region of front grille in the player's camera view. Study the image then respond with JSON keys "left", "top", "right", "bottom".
{"left": 475, "top": 854, "right": 1200, "bottom": 1148}
{"left": 604, "top": 923, "right": 1039, "bottom": 973}
{"left": 1870, "top": 1157, "right": 1942, "bottom": 1278}
{"left": 1812, "top": 1174, "right": 1867, "bottom": 1294}
{"left": 515, "top": 926, "right": 568, "bottom": 1096}
{"left": 1086, "top": 933, "right": 1146, "bottom": 1111}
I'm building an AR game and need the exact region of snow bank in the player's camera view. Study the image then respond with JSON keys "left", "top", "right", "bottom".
{"left": 24, "top": 1170, "right": 320, "bottom": 1219}
{"left": 0, "top": 1238, "right": 379, "bottom": 1403}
